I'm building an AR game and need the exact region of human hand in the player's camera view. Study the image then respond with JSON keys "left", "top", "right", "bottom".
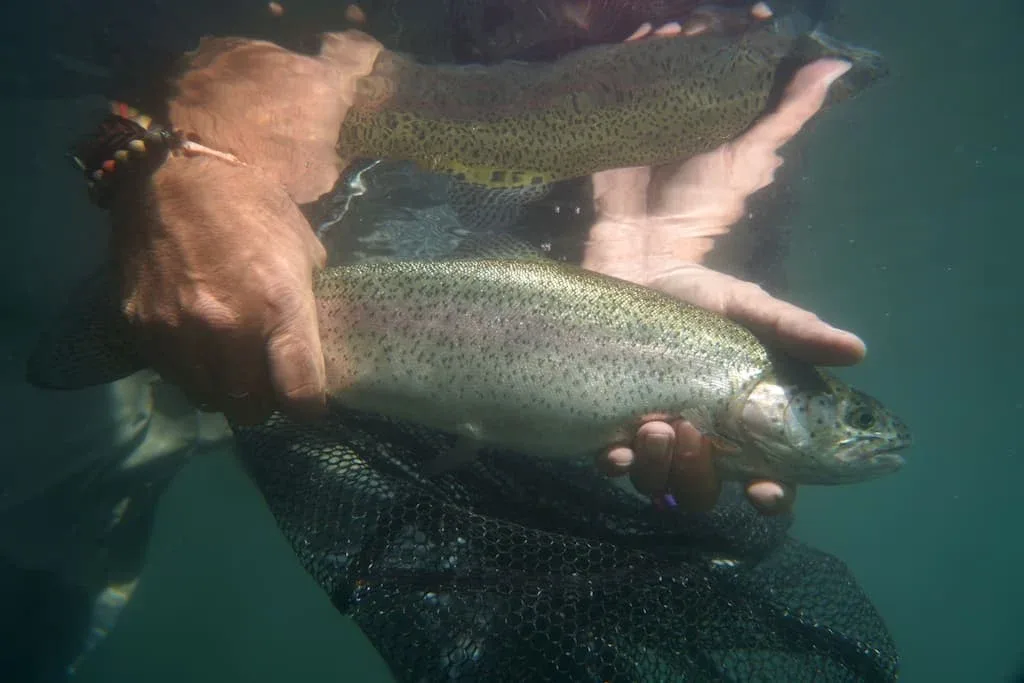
{"left": 585, "top": 34, "right": 861, "bottom": 513}
{"left": 109, "top": 155, "right": 328, "bottom": 424}
{"left": 595, "top": 260, "right": 865, "bottom": 515}
{"left": 104, "top": 31, "right": 386, "bottom": 424}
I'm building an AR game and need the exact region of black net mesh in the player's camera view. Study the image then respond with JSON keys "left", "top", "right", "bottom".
{"left": 234, "top": 409, "right": 898, "bottom": 682}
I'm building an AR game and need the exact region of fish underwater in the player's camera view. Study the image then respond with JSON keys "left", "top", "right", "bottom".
{"left": 29, "top": 257, "right": 911, "bottom": 486}
{"left": 338, "top": 15, "right": 888, "bottom": 189}
{"left": 328, "top": 10, "right": 889, "bottom": 256}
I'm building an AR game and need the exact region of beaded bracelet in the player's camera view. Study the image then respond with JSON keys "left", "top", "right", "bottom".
{"left": 69, "top": 101, "right": 247, "bottom": 209}
{"left": 69, "top": 101, "right": 182, "bottom": 209}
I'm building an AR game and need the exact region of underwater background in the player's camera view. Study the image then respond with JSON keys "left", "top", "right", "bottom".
{"left": 1, "top": 0, "right": 1021, "bottom": 681}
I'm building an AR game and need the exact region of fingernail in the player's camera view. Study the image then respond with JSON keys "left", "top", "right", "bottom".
{"left": 824, "top": 60, "right": 853, "bottom": 87}
{"left": 751, "top": 2, "right": 773, "bottom": 19}
{"left": 747, "top": 481, "right": 789, "bottom": 515}
{"left": 640, "top": 431, "right": 672, "bottom": 461}
{"left": 605, "top": 446, "right": 635, "bottom": 469}
{"left": 654, "top": 21, "right": 683, "bottom": 37}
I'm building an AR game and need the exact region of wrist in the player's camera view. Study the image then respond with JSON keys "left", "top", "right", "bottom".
{"left": 107, "top": 150, "right": 321, "bottom": 271}
{"left": 69, "top": 102, "right": 182, "bottom": 210}
{"left": 167, "top": 30, "right": 383, "bottom": 205}
{"left": 71, "top": 102, "right": 257, "bottom": 219}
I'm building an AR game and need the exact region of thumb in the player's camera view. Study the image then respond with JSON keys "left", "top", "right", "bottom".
{"left": 265, "top": 284, "right": 327, "bottom": 421}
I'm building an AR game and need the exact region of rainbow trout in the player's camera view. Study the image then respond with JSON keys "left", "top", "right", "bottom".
{"left": 339, "top": 19, "right": 888, "bottom": 188}
{"left": 30, "top": 259, "right": 910, "bottom": 486}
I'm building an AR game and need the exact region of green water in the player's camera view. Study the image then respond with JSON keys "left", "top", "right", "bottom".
{"left": 788, "top": 2, "right": 1024, "bottom": 680}
{"left": 2, "top": 0, "right": 1021, "bottom": 681}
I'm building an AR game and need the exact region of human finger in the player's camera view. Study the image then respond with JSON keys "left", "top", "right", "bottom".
{"left": 649, "top": 264, "right": 866, "bottom": 366}
{"left": 665, "top": 420, "right": 721, "bottom": 512}
{"left": 628, "top": 421, "right": 676, "bottom": 496}
{"left": 721, "top": 277, "right": 867, "bottom": 366}
{"left": 739, "top": 59, "right": 852, "bottom": 152}
{"left": 745, "top": 480, "right": 797, "bottom": 516}
{"left": 625, "top": 23, "right": 654, "bottom": 41}
{"left": 265, "top": 284, "right": 327, "bottom": 422}
{"left": 596, "top": 444, "right": 635, "bottom": 477}
{"left": 210, "top": 325, "right": 275, "bottom": 425}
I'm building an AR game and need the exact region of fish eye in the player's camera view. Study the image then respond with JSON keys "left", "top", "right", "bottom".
{"left": 847, "top": 406, "right": 876, "bottom": 430}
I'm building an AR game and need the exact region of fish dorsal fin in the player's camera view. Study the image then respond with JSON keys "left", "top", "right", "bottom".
{"left": 26, "top": 264, "right": 146, "bottom": 390}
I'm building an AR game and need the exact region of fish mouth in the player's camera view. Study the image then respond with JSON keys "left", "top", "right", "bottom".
{"left": 867, "top": 448, "right": 906, "bottom": 471}
{"left": 837, "top": 436, "right": 911, "bottom": 472}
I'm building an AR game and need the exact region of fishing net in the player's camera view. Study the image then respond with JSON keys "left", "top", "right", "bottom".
{"left": 233, "top": 407, "right": 898, "bottom": 682}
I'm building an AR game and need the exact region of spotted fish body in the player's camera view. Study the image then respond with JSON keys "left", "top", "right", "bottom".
{"left": 314, "top": 259, "right": 910, "bottom": 485}
{"left": 27, "top": 259, "right": 909, "bottom": 486}
{"left": 338, "top": 21, "right": 888, "bottom": 188}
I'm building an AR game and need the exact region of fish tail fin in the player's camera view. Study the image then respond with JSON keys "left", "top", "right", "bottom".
{"left": 767, "top": 12, "right": 889, "bottom": 106}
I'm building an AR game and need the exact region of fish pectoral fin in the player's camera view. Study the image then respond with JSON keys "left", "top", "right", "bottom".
{"left": 422, "top": 424, "right": 484, "bottom": 476}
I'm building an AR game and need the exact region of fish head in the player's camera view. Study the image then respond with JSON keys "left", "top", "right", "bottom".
{"left": 729, "top": 367, "right": 912, "bottom": 485}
